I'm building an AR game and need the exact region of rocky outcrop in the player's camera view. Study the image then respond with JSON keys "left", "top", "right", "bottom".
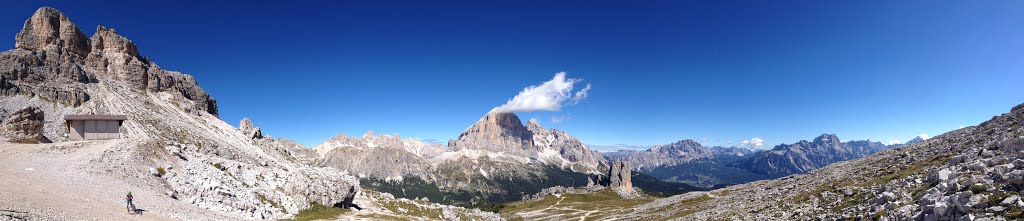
{"left": 14, "top": 7, "right": 90, "bottom": 57}
{"left": 449, "top": 111, "right": 534, "bottom": 152}
{"left": 238, "top": 118, "right": 262, "bottom": 139}
{"left": 1, "top": 7, "right": 95, "bottom": 107}
{"left": 608, "top": 161, "right": 633, "bottom": 193}
{"left": 283, "top": 167, "right": 360, "bottom": 208}
{"left": 448, "top": 111, "right": 607, "bottom": 174}
{"left": 0, "top": 7, "right": 358, "bottom": 219}
{"left": 84, "top": 26, "right": 147, "bottom": 91}
{"left": 526, "top": 119, "right": 606, "bottom": 174}
{"left": 2, "top": 106, "right": 44, "bottom": 143}
{"left": 1, "top": 7, "right": 218, "bottom": 117}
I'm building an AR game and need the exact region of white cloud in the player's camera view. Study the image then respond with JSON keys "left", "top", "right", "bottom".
{"left": 886, "top": 140, "right": 902, "bottom": 145}
{"left": 493, "top": 72, "right": 591, "bottom": 112}
{"left": 918, "top": 133, "right": 929, "bottom": 140}
{"left": 550, "top": 115, "right": 569, "bottom": 124}
{"left": 570, "top": 83, "right": 592, "bottom": 104}
{"left": 959, "top": 125, "right": 965, "bottom": 129}
{"left": 739, "top": 137, "right": 765, "bottom": 149}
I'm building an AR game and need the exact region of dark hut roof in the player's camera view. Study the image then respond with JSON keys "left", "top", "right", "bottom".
{"left": 64, "top": 115, "right": 128, "bottom": 121}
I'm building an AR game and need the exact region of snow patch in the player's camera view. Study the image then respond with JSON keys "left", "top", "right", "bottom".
{"left": 479, "top": 168, "right": 489, "bottom": 179}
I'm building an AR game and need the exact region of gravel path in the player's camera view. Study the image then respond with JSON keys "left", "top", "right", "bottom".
{"left": 0, "top": 141, "right": 230, "bottom": 220}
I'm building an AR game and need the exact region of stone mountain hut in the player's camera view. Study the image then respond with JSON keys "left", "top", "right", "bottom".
{"left": 65, "top": 115, "right": 127, "bottom": 140}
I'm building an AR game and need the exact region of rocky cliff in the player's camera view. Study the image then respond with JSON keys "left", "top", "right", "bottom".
{"left": 0, "top": 7, "right": 357, "bottom": 220}
{"left": 608, "top": 161, "right": 633, "bottom": 193}
{"left": 1, "top": 7, "right": 217, "bottom": 122}
{"left": 448, "top": 111, "right": 607, "bottom": 174}
{"left": 1, "top": 106, "right": 44, "bottom": 143}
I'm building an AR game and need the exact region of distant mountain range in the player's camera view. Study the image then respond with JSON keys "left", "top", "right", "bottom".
{"left": 311, "top": 110, "right": 696, "bottom": 207}
{"left": 607, "top": 134, "right": 923, "bottom": 188}
{"left": 732, "top": 134, "right": 892, "bottom": 175}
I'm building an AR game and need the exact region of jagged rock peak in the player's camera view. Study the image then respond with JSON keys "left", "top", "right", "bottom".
{"left": 813, "top": 134, "right": 841, "bottom": 145}
{"left": 653, "top": 139, "right": 702, "bottom": 150}
{"left": 526, "top": 118, "right": 545, "bottom": 130}
{"left": 90, "top": 26, "right": 142, "bottom": 59}
{"left": 458, "top": 110, "right": 531, "bottom": 141}
{"left": 905, "top": 136, "right": 926, "bottom": 145}
{"left": 14, "top": 7, "right": 90, "bottom": 57}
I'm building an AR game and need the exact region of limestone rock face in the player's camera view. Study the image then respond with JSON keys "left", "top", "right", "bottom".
{"left": 2, "top": 7, "right": 95, "bottom": 107}
{"left": 85, "top": 26, "right": 148, "bottom": 91}
{"left": 450, "top": 111, "right": 534, "bottom": 152}
{"left": 2, "top": 7, "right": 218, "bottom": 117}
{"left": 283, "top": 167, "right": 360, "bottom": 208}
{"left": 14, "top": 7, "right": 90, "bottom": 57}
{"left": 608, "top": 161, "right": 633, "bottom": 192}
{"left": 2, "top": 106, "right": 44, "bottom": 143}
{"left": 238, "top": 118, "right": 262, "bottom": 139}
{"left": 146, "top": 66, "right": 218, "bottom": 116}
{"left": 448, "top": 111, "right": 607, "bottom": 174}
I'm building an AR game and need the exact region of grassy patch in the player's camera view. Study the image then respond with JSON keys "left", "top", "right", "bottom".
{"left": 282, "top": 203, "right": 348, "bottom": 221}
{"left": 379, "top": 199, "right": 444, "bottom": 220}
{"left": 256, "top": 193, "right": 286, "bottom": 214}
{"left": 659, "top": 194, "right": 714, "bottom": 220}
{"left": 500, "top": 189, "right": 654, "bottom": 220}
{"left": 862, "top": 153, "right": 952, "bottom": 188}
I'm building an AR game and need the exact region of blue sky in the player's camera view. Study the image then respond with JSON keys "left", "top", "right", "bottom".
{"left": 2, "top": 1, "right": 1023, "bottom": 150}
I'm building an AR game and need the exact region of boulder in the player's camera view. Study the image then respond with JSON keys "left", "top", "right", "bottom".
{"left": 1013, "top": 159, "right": 1024, "bottom": 169}
{"left": 1008, "top": 170, "right": 1024, "bottom": 185}
{"left": 928, "top": 168, "right": 954, "bottom": 185}
{"left": 2, "top": 107, "right": 45, "bottom": 143}
{"left": 1001, "top": 195, "right": 1019, "bottom": 206}
{"left": 283, "top": 167, "right": 360, "bottom": 208}
{"left": 951, "top": 191, "right": 972, "bottom": 213}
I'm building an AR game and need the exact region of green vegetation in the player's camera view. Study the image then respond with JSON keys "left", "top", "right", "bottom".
{"left": 213, "top": 163, "right": 225, "bottom": 171}
{"left": 156, "top": 167, "right": 166, "bottom": 176}
{"left": 970, "top": 184, "right": 988, "bottom": 194}
{"left": 282, "top": 203, "right": 348, "bottom": 221}
{"left": 256, "top": 193, "right": 286, "bottom": 214}
{"left": 863, "top": 153, "right": 953, "bottom": 189}
{"left": 379, "top": 199, "right": 445, "bottom": 219}
{"left": 632, "top": 172, "right": 707, "bottom": 197}
{"left": 656, "top": 194, "right": 713, "bottom": 220}
{"left": 361, "top": 166, "right": 593, "bottom": 208}
{"left": 500, "top": 188, "right": 655, "bottom": 220}
{"left": 646, "top": 158, "right": 772, "bottom": 188}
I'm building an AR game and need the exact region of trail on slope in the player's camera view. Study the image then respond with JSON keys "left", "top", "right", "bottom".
{"left": 0, "top": 141, "right": 228, "bottom": 220}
